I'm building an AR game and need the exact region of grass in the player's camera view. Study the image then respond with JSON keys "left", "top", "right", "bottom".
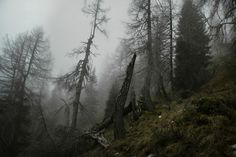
{"left": 81, "top": 55, "right": 236, "bottom": 157}
{"left": 81, "top": 94, "right": 236, "bottom": 157}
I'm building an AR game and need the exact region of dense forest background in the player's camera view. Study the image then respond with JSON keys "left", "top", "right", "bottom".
{"left": 0, "top": 0, "right": 236, "bottom": 157}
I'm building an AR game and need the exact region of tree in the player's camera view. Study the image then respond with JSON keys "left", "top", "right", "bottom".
{"left": 79, "top": 69, "right": 99, "bottom": 129}
{"left": 0, "top": 28, "right": 51, "bottom": 104}
{"left": 152, "top": 8, "right": 170, "bottom": 99}
{"left": 169, "top": 0, "right": 174, "bottom": 92}
{"left": 59, "top": 0, "right": 108, "bottom": 130}
{"left": 0, "top": 28, "right": 52, "bottom": 157}
{"left": 103, "top": 80, "right": 119, "bottom": 120}
{"left": 174, "top": 0, "right": 210, "bottom": 90}
{"left": 200, "top": 0, "right": 236, "bottom": 52}
{"left": 113, "top": 53, "right": 136, "bottom": 139}
{"left": 128, "top": 0, "right": 154, "bottom": 110}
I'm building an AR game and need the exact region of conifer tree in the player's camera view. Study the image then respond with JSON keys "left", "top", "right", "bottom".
{"left": 174, "top": 0, "right": 210, "bottom": 90}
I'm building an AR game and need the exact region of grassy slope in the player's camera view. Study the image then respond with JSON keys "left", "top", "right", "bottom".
{"left": 82, "top": 56, "right": 236, "bottom": 157}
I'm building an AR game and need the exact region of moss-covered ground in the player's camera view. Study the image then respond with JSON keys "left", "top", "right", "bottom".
{"left": 81, "top": 56, "right": 236, "bottom": 157}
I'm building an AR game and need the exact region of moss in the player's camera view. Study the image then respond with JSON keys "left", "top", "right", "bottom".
{"left": 78, "top": 56, "right": 236, "bottom": 157}
{"left": 83, "top": 85, "right": 236, "bottom": 157}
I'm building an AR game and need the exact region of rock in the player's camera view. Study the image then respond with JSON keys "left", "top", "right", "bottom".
{"left": 232, "top": 144, "right": 236, "bottom": 149}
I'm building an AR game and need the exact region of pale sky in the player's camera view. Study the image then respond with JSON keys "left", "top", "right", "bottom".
{"left": 0, "top": 0, "right": 130, "bottom": 77}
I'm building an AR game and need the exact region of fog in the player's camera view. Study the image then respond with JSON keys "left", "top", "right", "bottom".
{"left": 1, "top": 0, "right": 235, "bottom": 156}
{"left": 0, "top": 0, "right": 130, "bottom": 78}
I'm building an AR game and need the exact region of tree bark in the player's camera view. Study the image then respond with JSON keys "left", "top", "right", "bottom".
{"left": 169, "top": 0, "right": 173, "bottom": 93}
{"left": 131, "top": 88, "right": 139, "bottom": 121}
{"left": 71, "top": 0, "right": 101, "bottom": 129}
{"left": 91, "top": 101, "right": 135, "bottom": 133}
{"left": 71, "top": 38, "right": 93, "bottom": 130}
{"left": 113, "top": 53, "right": 136, "bottom": 139}
{"left": 143, "top": 0, "right": 154, "bottom": 111}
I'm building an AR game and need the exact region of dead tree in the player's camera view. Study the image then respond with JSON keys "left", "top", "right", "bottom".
{"left": 113, "top": 53, "right": 136, "bottom": 139}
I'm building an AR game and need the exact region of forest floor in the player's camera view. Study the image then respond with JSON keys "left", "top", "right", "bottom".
{"left": 81, "top": 57, "right": 236, "bottom": 157}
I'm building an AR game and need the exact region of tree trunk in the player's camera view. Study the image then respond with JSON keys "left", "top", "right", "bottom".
{"left": 71, "top": 38, "right": 93, "bottom": 130}
{"left": 143, "top": 0, "right": 154, "bottom": 111}
{"left": 71, "top": 0, "right": 102, "bottom": 130}
{"left": 91, "top": 102, "right": 134, "bottom": 133}
{"left": 113, "top": 53, "right": 136, "bottom": 139}
{"left": 169, "top": 0, "right": 173, "bottom": 93}
{"left": 131, "top": 88, "right": 139, "bottom": 121}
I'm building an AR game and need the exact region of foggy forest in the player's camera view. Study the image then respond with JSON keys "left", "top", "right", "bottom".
{"left": 0, "top": 0, "right": 236, "bottom": 156}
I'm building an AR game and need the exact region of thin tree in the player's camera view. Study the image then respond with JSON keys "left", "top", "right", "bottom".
{"left": 169, "top": 0, "right": 174, "bottom": 92}
{"left": 128, "top": 0, "right": 154, "bottom": 110}
{"left": 59, "top": 0, "right": 108, "bottom": 129}
{"left": 152, "top": 5, "right": 170, "bottom": 99}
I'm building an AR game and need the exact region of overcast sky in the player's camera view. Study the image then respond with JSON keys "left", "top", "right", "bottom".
{"left": 0, "top": 0, "right": 130, "bottom": 77}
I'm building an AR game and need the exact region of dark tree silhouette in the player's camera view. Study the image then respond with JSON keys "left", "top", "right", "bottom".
{"left": 174, "top": 0, "right": 210, "bottom": 90}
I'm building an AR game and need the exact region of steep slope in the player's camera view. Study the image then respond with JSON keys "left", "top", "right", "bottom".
{"left": 82, "top": 55, "right": 236, "bottom": 157}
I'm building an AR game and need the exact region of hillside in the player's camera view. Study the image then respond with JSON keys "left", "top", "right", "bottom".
{"left": 81, "top": 55, "right": 236, "bottom": 157}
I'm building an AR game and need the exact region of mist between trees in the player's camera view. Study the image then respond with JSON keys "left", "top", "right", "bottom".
{"left": 0, "top": 0, "right": 235, "bottom": 157}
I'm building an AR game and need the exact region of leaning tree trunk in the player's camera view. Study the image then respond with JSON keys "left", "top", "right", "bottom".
{"left": 113, "top": 53, "right": 136, "bottom": 139}
{"left": 70, "top": 0, "right": 101, "bottom": 130}
{"left": 71, "top": 37, "right": 93, "bottom": 130}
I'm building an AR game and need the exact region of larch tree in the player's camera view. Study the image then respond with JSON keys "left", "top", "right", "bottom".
{"left": 58, "top": 0, "right": 108, "bottom": 130}
{"left": 0, "top": 28, "right": 52, "bottom": 157}
{"left": 128, "top": 0, "right": 154, "bottom": 111}
{"left": 174, "top": 0, "right": 210, "bottom": 90}
{"left": 200, "top": 0, "right": 236, "bottom": 52}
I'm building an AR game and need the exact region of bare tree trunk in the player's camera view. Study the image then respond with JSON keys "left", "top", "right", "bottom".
{"left": 71, "top": 38, "right": 93, "bottom": 130}
{"left": 113, "top": 53, "right": 136, "bottom": 139}
{"left": 143, "top": 0, "right": 154, "bottom": 111}
{"left": 153, "top": 16, "right": 162, "bottom": 98}
{"left": 169, "top": 0, "right": 173, "bottom": 93}
{"left": 61, "top": 98, "right": 71, "bottom": 127}
{"left": 37, "top": 85, "right": 57, "bottom": 151}
{"left": 38, "top": 102, "right": 56, "bottom": 150}
{"left": 131, "top": 90, "right": 139, "bottom": 121}
{"left": 91, "top": 102, "right": 134, "bottom": 133}
{"left": 71, "top": 0, "right": 102, "bottom": 130}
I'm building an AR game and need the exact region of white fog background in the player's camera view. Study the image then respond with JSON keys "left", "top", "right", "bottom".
{"left": 0, "top": 0, "right": 130, "bottom": 79}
